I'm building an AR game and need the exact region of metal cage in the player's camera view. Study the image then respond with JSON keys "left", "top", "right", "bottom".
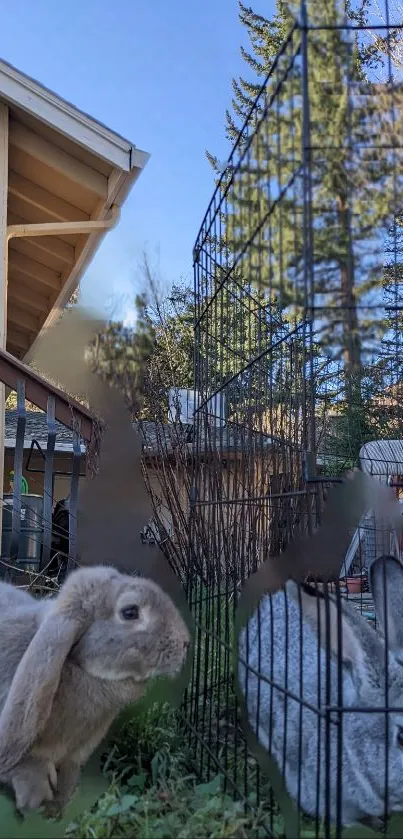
{"left": 184, "top": 1, "right": 403, "bottom": 836}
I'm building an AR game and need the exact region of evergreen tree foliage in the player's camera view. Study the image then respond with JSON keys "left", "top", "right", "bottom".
{"left": 86, "top": 293, "right": 156, "bottom": 416}
{"left": 90, "top": 1, "right": 403, "bottom": 451}
{"left": 206, "top": 0, "right": 402, "bottom": 377}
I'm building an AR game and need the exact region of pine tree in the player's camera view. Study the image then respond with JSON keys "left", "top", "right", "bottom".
{"left": 87, "top": 293, "right": 156, "bottom": 416}
{"left": 379, "top": 218, "right": 403, "bottom": 384}
{"left": 187, "top": 275, "right": 311, "bottom": 431}
{"left": 206, "top": 0, "right": 401, "bottom": 379}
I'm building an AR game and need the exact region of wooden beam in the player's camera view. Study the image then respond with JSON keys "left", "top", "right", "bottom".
{"left": 8, "top": 211, "right": 75, "bottom": 265}
{"left": 8, "top": 251, "right": 61, "bottom": 291}
{"left": 7, "top": 327, "right": 29, "bottom": 352}
{"left": 0, "top": 346, "right": 94, "bottom": 441}
{"left": 107, "top": 159, "right": 146, "bottom": 207}
{"left": 8, "top": 269, "right": 60, "bottom": 301}
{"left": 9, "top": 121, "right": 108, "bottom": 198}
{"left": 7, "top": 205, "right": 120, "bottom": 240}
{"left": 7, "top": 200, "right": 79, "bottom": 245}
{"left": 8, "top": 269, "right": 59, "bottom": 299}
{"left": 6, "top": 344, "right": 23, "bottom": 360}
{"left": 7, "top": 281, "right": 49, "bottom": 315}
{"left": 107, "top": 169, "right": 127, "bottom": 205}
{"left": 0, "top": 104, "right": 7, "bottom": 518}
{"left": 8, "top": 170, "right": 89, "bottom": 224}
{"left": 8, "top": 304, "right": 38, "bottom": 334}
{"left": 72, "top": 199, "right": 103, "bottom": 268}
{"left": 22, "top": 199, "right": 116, "bottom": 364}
{"left": 9, "top": 236, "right": 72, "bottom": 275}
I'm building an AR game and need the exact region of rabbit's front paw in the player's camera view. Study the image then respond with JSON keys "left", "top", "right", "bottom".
{"left": 41, "top": 799, "right": 63, "bottom": 821}
{"left": 42, "top": 759, "right": 80, "bottom": 821}
{"left": 11, "top": 756, "right": 57, "bottom": 812}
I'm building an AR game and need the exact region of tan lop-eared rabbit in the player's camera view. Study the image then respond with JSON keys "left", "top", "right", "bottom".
{"left": 0, "top": 565, "right": 190, "bottom": 817}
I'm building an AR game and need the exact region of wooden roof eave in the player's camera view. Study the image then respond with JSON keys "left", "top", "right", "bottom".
{"left": 0, "top": 57, "right": 150, "bottom": 361}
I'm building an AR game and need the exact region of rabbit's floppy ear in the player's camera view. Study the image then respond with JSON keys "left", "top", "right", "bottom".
{"left": 294, "top": 584, "right": 369, "bottom": 679}
{"left": 370, "top": 554, "right": 403, "bottom": 651}
{"left": 0, "top": 607, "right": 85, "bottom": 774}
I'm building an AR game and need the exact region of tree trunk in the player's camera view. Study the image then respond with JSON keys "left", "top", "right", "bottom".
{"left": 337, "top": 195, "right": 361, "bottom": 380}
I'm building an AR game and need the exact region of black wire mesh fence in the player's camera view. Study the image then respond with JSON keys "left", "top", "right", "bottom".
{"left": 164, "top": 1, "right": 403, "bottom": 836}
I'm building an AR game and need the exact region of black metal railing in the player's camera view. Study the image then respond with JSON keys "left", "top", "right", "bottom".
{"left": 0, "top": 347, "right": 95, "bottom": 586}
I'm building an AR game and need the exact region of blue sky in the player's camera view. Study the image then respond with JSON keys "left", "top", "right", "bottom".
{"left": 1, "top": 0, "right": 274, "bottom": 322}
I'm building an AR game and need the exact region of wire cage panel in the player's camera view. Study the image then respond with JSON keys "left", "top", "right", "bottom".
{"left": 185, "top": 1, "right": 403, "bottom": 836}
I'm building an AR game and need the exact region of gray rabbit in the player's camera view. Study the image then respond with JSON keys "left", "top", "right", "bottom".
{"left": 237, "top": 555, "right": 403, "bottom": 826}
{"left": 0, "top": 565, "right": 190, "bottom": 817}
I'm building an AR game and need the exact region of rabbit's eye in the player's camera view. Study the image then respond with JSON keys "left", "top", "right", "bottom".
{"left": 397, "top": 727, "right": 403, "bottom": 749}
{"left": 120, "top": 605, "right": 140, "bottom": 621}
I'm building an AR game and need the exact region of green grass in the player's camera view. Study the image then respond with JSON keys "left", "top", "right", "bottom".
{"left": 64, "top": 671, "right": 391, "bottom": 838}
{"left": 68, "top": 699, "right": 365, "bottom": 839}
{"left": 67, "top": 702, "right": 275, "bottom": 839}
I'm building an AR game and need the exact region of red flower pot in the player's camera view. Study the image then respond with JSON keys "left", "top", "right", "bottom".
{"left": 346, "top": 577, "right": 363, "bottom": 594}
